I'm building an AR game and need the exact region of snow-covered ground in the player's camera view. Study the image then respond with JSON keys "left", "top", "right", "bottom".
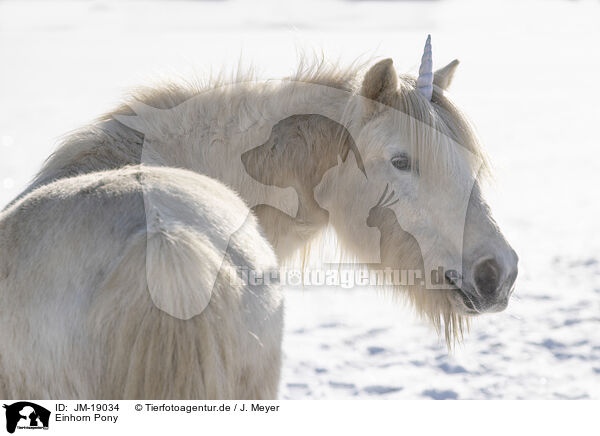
{"left": 1, "top": 0, "right": 598, "bottom": 399}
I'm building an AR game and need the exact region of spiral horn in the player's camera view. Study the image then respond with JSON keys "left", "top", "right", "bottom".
{"left": 416, "top": 35, "right": 433, "bottom": 101}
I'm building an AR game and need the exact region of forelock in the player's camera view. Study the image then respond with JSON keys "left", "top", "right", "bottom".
{"left": 377, "top": 74, "right": 490, "bottom": 186}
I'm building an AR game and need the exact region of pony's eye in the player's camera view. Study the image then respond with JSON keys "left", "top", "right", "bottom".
{"left": 391, "top": 154, "right": 411, "bottom": 171}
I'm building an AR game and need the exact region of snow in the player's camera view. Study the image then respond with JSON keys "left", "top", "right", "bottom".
{"left": 1, "top": 0, "right": 599, "bottom": 399}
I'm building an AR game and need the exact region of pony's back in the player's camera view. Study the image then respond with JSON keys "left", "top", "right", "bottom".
{"left": 0, "top": 165, "right": 283, "bottom": 399}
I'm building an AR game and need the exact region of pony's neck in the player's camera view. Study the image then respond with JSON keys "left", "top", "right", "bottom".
{"left": 240, "top": 113, "right": 357, "bottom": 260}
{"left": 142, "top": 81, "right": 361, "bottom": 261}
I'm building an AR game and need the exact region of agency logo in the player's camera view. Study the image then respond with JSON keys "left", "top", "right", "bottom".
{"left": 2, "top": 402, "right": 50, "bottom": 434}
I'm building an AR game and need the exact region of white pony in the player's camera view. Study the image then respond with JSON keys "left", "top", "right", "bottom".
{"left": 0, "top": 37, "right": 518, "bottom": 399}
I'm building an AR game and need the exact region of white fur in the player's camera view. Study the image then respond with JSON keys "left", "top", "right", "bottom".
{"left": 0, "top": 166, "right": 283, "bottom": 399}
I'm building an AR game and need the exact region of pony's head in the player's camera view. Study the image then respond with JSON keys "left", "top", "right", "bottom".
{"left": 314, "top": 37, "right": 518, "bottom": 334}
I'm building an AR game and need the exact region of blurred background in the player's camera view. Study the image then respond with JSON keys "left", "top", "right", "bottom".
{"left": 0, "top": 0, "right": 599, "bottom": 399}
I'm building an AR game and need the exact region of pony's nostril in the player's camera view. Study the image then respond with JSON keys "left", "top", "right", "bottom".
{"left": 473, "top": 258, "right": 500, "bottom": 295}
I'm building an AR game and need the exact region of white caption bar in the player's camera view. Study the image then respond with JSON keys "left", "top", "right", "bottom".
{"left": 1, "top": 400, "right": 597, "bottom": 436}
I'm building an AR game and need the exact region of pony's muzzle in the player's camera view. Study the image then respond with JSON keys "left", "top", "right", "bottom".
{"left": 471, "top": 251, "right": 518, "bottom": 311}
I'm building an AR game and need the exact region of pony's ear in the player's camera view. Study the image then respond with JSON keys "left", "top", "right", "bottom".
{"left": 434, "top": 59, "right": 460, "bottom": 90}
{"left": 361, "top": 59, "right": 398, "bottom": 102}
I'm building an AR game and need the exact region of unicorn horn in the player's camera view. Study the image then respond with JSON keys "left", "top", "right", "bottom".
{"left": 416, "top": 34, "right": 433, "bottom": 101}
